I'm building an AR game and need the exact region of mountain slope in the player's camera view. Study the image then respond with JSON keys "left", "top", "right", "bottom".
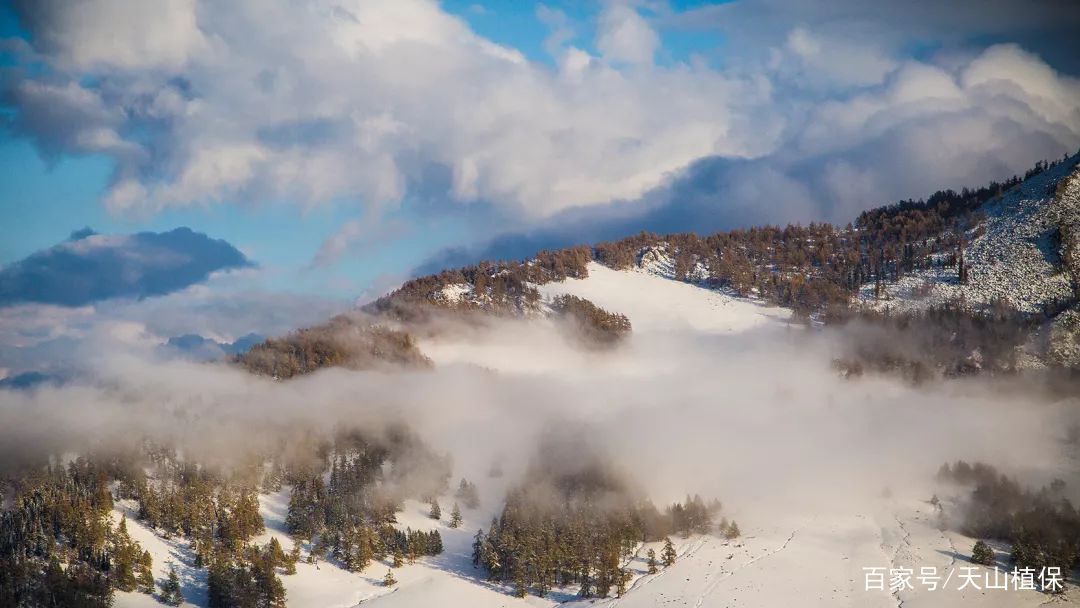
{"left": 113, "top": 262, "right": 1075, "bottom": 608}
{"left": 857, "top": 157, "right": 1080, "bottom": 315}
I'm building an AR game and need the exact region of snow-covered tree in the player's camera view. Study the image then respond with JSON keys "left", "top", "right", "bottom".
{"left": 160, "top": 564, "right": 184, "bottom": 606}
{"left": 661, "top": 537, "right": 677, "bottom": 567}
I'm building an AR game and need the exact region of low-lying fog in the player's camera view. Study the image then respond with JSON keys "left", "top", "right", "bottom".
{"left": 1, "top": 311, "right": 1077, "bottom": 524}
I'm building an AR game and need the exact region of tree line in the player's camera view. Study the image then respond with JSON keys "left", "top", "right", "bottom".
{"left": 937, "top": 460, "right": 1078, "bottom": 586}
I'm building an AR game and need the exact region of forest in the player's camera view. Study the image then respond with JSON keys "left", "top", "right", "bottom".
{"left": 550, "top": 294, "right": 632, "bottom": 347}
{"left": 237, "top": 314, "right": 432, "bottom": 379}
{"left": 0, "top": 422, "right": 455, "bottom": 607}
{"left": 936, "top": 460, "right": 1078, "bottom": 586}
{"left": 472, "top": 434, "right": 735, "bottom": 598}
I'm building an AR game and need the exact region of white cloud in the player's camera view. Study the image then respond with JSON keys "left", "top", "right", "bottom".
{"left": 596, "top": 2, "right": 660, "bottom": 66}
{"left": 782, "top": 27, "right": 898, "bottom": 88}
{"left": 8, "top": 0, "right": 769, "bottom": 221}
{"left": 5, "top": 0, "right": 1080, "bottom": 236}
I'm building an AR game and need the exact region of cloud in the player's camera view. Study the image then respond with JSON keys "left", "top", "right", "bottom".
{"left": 5, "top": 0, "right": 771, "bottom": 221}
{"left": 536, "top": 5, "right": 576, "bottom": 57}
{"left": 312, "top": 216, "right": 412, "bottom": 267}
{"left": 0, "top": 305, "right": 1075, "bottom": 522}
{"left": 11, "top": 0, "right": 206, "bottom": 70}
{"left": 4, "top": 0, "right": 1080, "bottom": 272}
{"left": 781, "top": 27, "right": 898, "bottom": 88}
{"left": 416, "top": 43, "right": 1080, "bottom": 271}
{"left": 0, "top": 227, "right": 251, "bottom": 307}
{"left": 596, "top": 2, "right": 659, "bottom": 66}
{"left": 0, "top": 280, "right": 347, "bottom": 377}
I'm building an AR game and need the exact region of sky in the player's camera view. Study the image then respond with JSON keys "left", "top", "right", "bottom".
{"left": 1, "top": 0, "right": 1080, "bottom": 375}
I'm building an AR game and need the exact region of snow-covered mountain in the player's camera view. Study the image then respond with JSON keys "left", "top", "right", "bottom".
{"left": 856, "top": 158, "right": 1080, "bottom": 316}
{"left": 115, "top": 261, "right": 1078, "bottom": 608}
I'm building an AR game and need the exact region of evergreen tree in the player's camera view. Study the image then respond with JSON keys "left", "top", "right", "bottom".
{"left": 646, "top": 548, "right": 658, "bottom": 574}
{"left": 111, "top": 515, "right": 139, "bottom": 592}
{"left": 383, "top": 569, "right": 397, "bottom": 587}
{"left": 136, "top": 550, "right": 155, "bottom": 594}
{"left": 456, "top": 479, "right": 481, "bottom": 509}
{"left": 725, "top": 521, "right": 741, "bottom": 539}
{"left": 449, "top": 503, "right": 463, "bottom": 529}
{"left": 392, "top": 548, "right": 404, "bottom": 568}
{"left": 160, "top": 564, "right": 184, "bottom": 606}
{"left": 971, "top": 540, "right": 995, "bottom": 566}
{"left": 137, "top": 565, "right": 155, "bottom": 595}
{"left": 429, "top": 498, "right": 441, "bottom": 520}
{"left": 472, "top": 530, "right": 484, "bottom": 566}
{"left": 616, "top": 568, "right": 631, "bottom": 597}
{"left": 285, "top": 543, "right": 300, "bottom": 575}
{"left": 513, "top": 564, "right": 528, "bottom": 598}
{"left": 661, "top": 538, "right": 676, "bottom": 567}
{"left": 267, "top": 537, "right": 287, "bottom": 569}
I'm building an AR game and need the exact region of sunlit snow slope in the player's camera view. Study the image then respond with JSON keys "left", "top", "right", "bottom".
{"left": 115, "top": 263, "right": 1068, "bottom": 608}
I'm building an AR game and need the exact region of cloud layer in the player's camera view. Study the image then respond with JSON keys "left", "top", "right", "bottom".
{"left": 5, "top": 0, "right": 769, "bottom": 221}
{"left": 3, "top": 0, "right": 1080, "bottom": 269}
{"left": 0, "top": 227, "right": 251, "bottom": 307}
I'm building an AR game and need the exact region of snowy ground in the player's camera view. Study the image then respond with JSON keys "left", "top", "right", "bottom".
{"left": 116, "top": 264, "right": 1077, "bottom": 607}
{"left": 112, "top": 499, "right": 207, "bottom": 607}
{"left": 539, "top": 262, "right": 792, "bottom": 335}
{"left": 857, "top": 158, "right": 1080, "bottom": 316}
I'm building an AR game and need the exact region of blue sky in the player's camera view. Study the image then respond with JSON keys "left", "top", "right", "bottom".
{"left": 2, "top": 0, "right": 1079, "bottom": 305}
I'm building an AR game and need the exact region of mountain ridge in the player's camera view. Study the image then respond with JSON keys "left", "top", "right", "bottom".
{"left": 242, "top": 152, "right": 1080, "bottom": 378}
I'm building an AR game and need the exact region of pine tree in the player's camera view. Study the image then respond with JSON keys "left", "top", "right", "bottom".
{"left": 285, "top": 543, "right": 300, "bottom": 575}
{"left": 429, "top": 498, "right": 441, "bottom": 520}
{"left": 160, "top": 564, "right": 184, "bottom": 606}
{"left": 616, "top": 568, "right": 631, "bottom": 597}
{"left": 449, "top": 503, "right": 463, "bottom": 529}
{"left": 137, "top": 564, "right": 155, "bottom": 594}
{"left": 253, "top": 552, "right": 287, "bottom": 608}
{"left": 472, "top": 530, "right": 484, "bottom": 566}
{"left": 111, "top": 515, "right": 139, "bottom": 592}
{"left": 513, "top": 564, "right": 528, "bottom": 598}
{"left": 661, "top": 537, "right": 676, "bottom": 567}
{"left": 267, "top": 537, "right": 287, "bottom": 569}
{"left": 725, "top": 521, "right": 741, "bottom": 539}
{"left": 971, "top": 540, "right": 995, "bottom": 566}
{"left": 383, "top": 569, "right": 397, "bottom": 587}
{"left": 392, "top": 548, "right": 404, "bottom": 568}
{"left": 456, "top": 479, "right": 481, "bottom": 509}
{"left": 646, "top": 548, "right": 658, "bottom": 574}
{"left": 137, "top": 549, "right": 155, "bottom": 594}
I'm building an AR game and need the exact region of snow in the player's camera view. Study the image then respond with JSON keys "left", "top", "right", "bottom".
{"left": 115, "top": 262, "right": 1075, "bottom": 607}
{"left": 539, "top": 261, "right": 792, "bottom": 335}
{"left": 857, "top": 158, "right": 1080, "bottom": 316}
{"left": 112, "top": 500, "right": 207, "bottom": 607}
{"left": 435, "top": 283, "right": 474, "bottom": 305}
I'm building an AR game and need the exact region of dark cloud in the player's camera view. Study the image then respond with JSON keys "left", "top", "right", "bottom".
{"left": 0, "top": 227, "right": 252, "bottom": 307}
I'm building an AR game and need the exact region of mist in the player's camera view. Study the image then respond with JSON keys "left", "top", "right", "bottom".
{"left": 2, "top": 309, "right": 1076, "bottom": 530}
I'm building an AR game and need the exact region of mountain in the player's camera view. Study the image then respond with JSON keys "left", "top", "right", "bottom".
{"left": 248, "top": 153, "right": 1080, "bottom": 380}
{"left": 162, "top": 332, "right": 266, "bottom": 361}
{"left": 113, "top": 215, "right": 1079, "bottom": 608}
{"left": 20, "top": 156, "right": 1077, "bottom": 608}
